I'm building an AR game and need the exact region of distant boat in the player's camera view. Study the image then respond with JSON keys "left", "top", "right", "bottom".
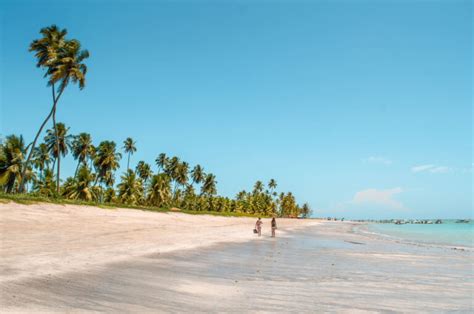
{"left": 435, "top": 219, "right": 443, "bottom": 224}
{"left": 455, "top": 219, "right": 470, "bottom": 223}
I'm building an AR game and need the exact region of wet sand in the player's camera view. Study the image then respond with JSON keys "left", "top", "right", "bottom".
{"left": 1, "top": 202, "right": 473, "bottom": 312}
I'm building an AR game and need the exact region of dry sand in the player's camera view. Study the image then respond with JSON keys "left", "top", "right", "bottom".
{"left": 1, "top": 201, "right": 472, "bottom": 313}
{"left": 0, "top": 202, "right": 316, "bottom": 284}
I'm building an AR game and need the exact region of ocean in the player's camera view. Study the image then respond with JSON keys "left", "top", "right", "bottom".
{"left": 366, "top": 220, "right": 473, "bottom": 248}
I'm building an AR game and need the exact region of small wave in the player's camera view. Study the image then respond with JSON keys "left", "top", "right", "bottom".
{"left": 352, "top": 224, "right": 474, "bottom": 252}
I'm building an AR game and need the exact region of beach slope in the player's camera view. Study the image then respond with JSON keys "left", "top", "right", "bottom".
{"left": 1, "top": 202, "right": 472, "bottom": 312}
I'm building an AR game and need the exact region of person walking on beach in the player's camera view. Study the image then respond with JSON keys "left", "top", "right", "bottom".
{"left": 271, "top": 217, "right": 277, "bottom": 237}
{"left": 255, "top": 218, "right": 263, "bottom": 237}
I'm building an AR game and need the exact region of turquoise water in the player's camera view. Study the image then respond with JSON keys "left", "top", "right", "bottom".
{"left": 367, "top": 220, "right": 473, "bottom": 248}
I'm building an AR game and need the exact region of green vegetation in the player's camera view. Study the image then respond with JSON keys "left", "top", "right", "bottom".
{"left": 0, "top": 192, "right": 271, "bottom": 218}
{"left": 0, "top": 24, "right": 312, "bottom": 218}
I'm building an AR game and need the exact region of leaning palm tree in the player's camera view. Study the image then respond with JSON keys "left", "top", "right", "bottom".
{"left": 93, "top": 141, "right": 121, "bottom": 188}
{"left": 201, "top": 173, "right": 217, "bottom": 196}
{"left": 44, "top": 123, "right": 72, "bottom": 192}
{"left": 123, "top": 137, "right": 137, "bottom": 170}
{"left": 48, "top": 39, "right": 89, "bottom": 190}
{"left": 0, "top": 135, "right": 30, "bottom": 193}
{"left": 71, "top": 132, "right": 93, "bottom": 177}
{"left": 20, "top": 25, "right": 89, "bottom": 192}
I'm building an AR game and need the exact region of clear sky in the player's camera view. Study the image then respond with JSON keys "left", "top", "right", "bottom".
{"left": 1, "top": 0, "right": 472, "bottom": 219}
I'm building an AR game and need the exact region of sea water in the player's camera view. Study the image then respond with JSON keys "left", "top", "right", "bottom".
{"left": 367, "top": 220, "right": 473, "bottom": 248}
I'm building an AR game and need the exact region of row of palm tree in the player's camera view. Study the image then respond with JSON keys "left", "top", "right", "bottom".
{"left": 0, "top": 24, "right": 311, "bottom": 218}
{"left": 0, "top": 131, "right": 311, "bottom": 217}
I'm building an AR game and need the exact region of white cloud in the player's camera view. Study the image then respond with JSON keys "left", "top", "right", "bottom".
{"left": 429, "top": 166, "right": 450, "bottom": 173}
{"left": 411, "top": 164, "right": 451, "bottom": 174}
{"left": 363, "top": 156, "right": 392, "bottom": 165}
{"left": 411, "top": 164, "right": 434, "bottom": 172}
{"left": 352, "top": 187, "right": 405, "bottom": 210}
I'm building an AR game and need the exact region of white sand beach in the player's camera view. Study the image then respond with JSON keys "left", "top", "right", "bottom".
{"left": 1, "top": 202, "right": 472, "bottom": 312}
{"left": 0, "top": 202, "right": 317, "bottom": 283}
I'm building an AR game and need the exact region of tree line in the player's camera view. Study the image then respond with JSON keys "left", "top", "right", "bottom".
{"left": 0, "top": 25, "right": 311, "bottom": 218}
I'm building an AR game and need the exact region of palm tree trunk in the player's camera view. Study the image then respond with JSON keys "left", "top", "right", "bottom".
{"left": 127, "top": 153, "right": 130, "bottom": 171}
{"left": 173, "top": 181, "right": 178, "bottom": 199}
{"left": 19, "top": 84, "right": 65, "bottom": 192}
{"left": 18, "top": 106, "right": 54, "bottom": 192}
{"left": 56, "top": 153, "right": 61, "bottom": 194}
{"left": 93, "top": 176, "right": 99, "bottom": 187}
{"left": 51, "top": 158, "right": 57, "bottom": 172}
{"left": 74, "top": 160, "right": 81, "bottom": 178}
{"left": 52, "top": 105, "right": 60, "bottom": 194}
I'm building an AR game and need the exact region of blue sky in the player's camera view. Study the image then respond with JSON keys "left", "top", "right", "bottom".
{"left": 1, "top": 0, "right": 472, "bottom": 219}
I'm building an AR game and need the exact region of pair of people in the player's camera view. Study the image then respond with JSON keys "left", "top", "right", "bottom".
{"left": 255, "top": 217, "right": 277, "bottom": 237}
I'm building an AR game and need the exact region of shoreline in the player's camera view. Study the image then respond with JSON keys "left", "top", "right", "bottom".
{"left": 354, "top": 222, "right": 474, "bottom": 252}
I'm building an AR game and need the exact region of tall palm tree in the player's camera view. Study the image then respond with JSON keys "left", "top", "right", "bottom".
{"left": 49, "top": 39, "right": 89, "bottom": 187}
{"left": 147, "top": 173, "right": 171, "bottom": 207}
{"left": 0, "top": 135, "right": 30, "bottom": 193}
{"left": 191, "top": 164, "right": 205, "bottom": 185}
{"left": 44, "top": 122, "right": 72, "bottom": 193}
{"left": 93, "top": 141, "right": 121, "bottom": 188}
{"left": 123, "top": 137, "right": 137, "bottom": 171}
{"left": 268, "top": 179, "right": 277, "bottom": 191}
{"left": 135, "top": 161, "right": 152, "bottom": 185}
{"left": 117, "top": 169, "right": 143, "bottom": 205}
{"left": 62, "top": 165, "right": 97, "bottom": 201}
{"left": 155, "top": 153, "right": 168, "bottom": 173}
{"left": 201, "top": 173, "right": 217, "bottom": 196}
{"left": 20, "top": 25, "right": 89, "bottom": 192}
{"left": 71, "top": 132, "right": 93, "bottom": 177}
